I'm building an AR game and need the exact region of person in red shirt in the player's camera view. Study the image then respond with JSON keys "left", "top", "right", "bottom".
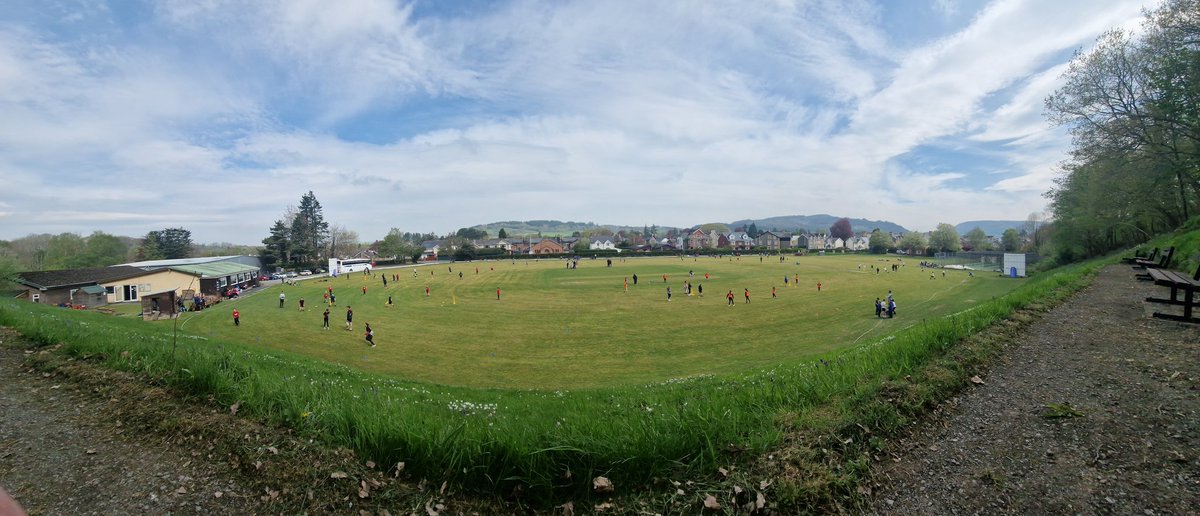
{"left": 744, "top": 288, "right": 750, "bottom": 304}
{"left": 726, "top": 290, "right": 735, "bottom": 306}
{"left": 425, "top": 286, "right": 430, "bottom": 297}
{"left": 232, "top": 309, "right": 240, "bottom": 326}
{"left": 497, "top": 287, "right": 501, "bottom": 300}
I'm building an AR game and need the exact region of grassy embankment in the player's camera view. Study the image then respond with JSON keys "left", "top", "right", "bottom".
{"left": 0, "top": 253, "right": 1104, "bottom": 506}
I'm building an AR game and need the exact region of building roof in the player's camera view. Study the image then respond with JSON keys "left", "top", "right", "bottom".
{"left": 80, "top": 285, "right": 108, "bottom": 295}
{"left": 17, "top": 266, "right": 150, "bottom": 290}
{"left": 166, "top": 262, "right": 260, "bottom": 279}
{"left": 120, "top": 255, "right": 246, "bottom": 268}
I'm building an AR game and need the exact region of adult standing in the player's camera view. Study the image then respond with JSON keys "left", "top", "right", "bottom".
{"left": 279, "top": 292, "right": 285, "bottom": 308}
{"left": 298, "top": 298, "right": 305, "bottom": 311}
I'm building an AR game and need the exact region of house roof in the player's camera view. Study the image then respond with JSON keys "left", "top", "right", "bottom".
{"left": 17, "top": 266, "right": 150, "bottom": 290}
{"left": 166, "top": 262, "right": 260, "bottom": 279}
{"left": 120, "top": 255, "right": 246, "bottom": 268}
{"left": 80, "top": 285, "right": 108, "bottom": 295}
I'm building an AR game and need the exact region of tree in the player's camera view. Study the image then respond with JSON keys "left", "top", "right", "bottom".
{"left": 574, "top": 240, "right": 591, "bottom": 253}
{"left": 746, "top": 223, "right": 759, "bottom": 238}
{"left": 868, "top": 229, "right": 890, "bottom": 254}
{"left": 289, "top": 192, "right": 329, "bottom": 266}
{"left": 378, "top": 228, "right": 418, "bottom": 263}
{"left": 1043, "top": 0, "right": 1200, "bottom": 263}
{"left": 139, "top": 228, "right": 193, "bottom": 260}
{"left": 452, "top": 242, "right": 477, "bottom": 261}
{"left": 44, "top": 233, "right": 87, "bottom": 269}
{"left": 965, "top": 227, "right": 989, "bottom": 251}
{"left": 497, "top": 228, "right": 508, "bottom": 239}
{"left": 83, "top": 231, "right": 128, "bottom": 266}
{"left": 329, "top": 225, "right": 361, "bottom": 258}
{"left": 260, "top": 219, "right": 291, "bottom": 269}
{"left": 899, "top": 231, "right": 927, "bottom": 255}
{"left": 929, "top": 223, "right": 962, "bottom": 252}
{"left": 456, "top": 227, "right": 488, "bottom": 240}
{"left": 829, "top": 218, "right": 854, "bottom": 240}
{"left": 1001, "top": 229, "right": 1021, "bottom": 252}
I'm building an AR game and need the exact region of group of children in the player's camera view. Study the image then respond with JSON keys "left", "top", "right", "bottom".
{"left": 875, "top": 290, "right": 898, "bottom": 318}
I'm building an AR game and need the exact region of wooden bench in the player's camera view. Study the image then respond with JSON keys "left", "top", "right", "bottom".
{"left": 1134, "top": 246, "right": 1174, "bottom": 280}
{"left": 1123, "top": 247, "right": 1158, "bottom": 264}
{"left": 1145, "top": 263, "right": 1200, "bottom": 323}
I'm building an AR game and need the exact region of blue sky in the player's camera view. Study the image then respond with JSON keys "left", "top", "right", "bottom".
{"left": 0, "top": 0, "right": 1153, "bottom": 244}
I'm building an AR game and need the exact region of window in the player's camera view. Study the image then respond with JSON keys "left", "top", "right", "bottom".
{"left": 32, "top": 294, "right": 40, "bottom": 303}
{"left": 105, "top": 286, "right": 115, "bottom": 295}
{"left": 123, "top": 284, "right": 137, "bottom": 300}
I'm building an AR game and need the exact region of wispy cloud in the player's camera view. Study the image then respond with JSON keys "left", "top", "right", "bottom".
{"left": 0, "top": 0, "right": 1155, "bottom": 241}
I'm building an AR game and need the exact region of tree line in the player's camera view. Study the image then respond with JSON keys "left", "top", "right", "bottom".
{"left": 1044, "top": 0, "right": 1199, "bottom": 262}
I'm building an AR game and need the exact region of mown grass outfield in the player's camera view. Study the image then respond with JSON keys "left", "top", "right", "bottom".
{"left": 3, "top": 251, "right": 1104, "bottom": 508}
{"left": 182, "top": 255, "right": 1016, "bottom": 389}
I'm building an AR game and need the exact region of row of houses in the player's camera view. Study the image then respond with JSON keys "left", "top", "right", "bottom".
{"left": 13, "top": 255, "right": 263, "bottom": 309}
{"left": 419, "top": 230, "right": 885, "bottom": 259}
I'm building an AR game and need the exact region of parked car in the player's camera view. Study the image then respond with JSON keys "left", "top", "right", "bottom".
{"left": 222, "top": 287, "right": 240, "bottom": 298}
{"left": 299, "top": 270, "right": 312, "bottom": 276}
{"left": 258, "top": 275, "right": 270, "bottom": 281}
{"left": 287, "top": 272, "right": 298, "bottom": 278}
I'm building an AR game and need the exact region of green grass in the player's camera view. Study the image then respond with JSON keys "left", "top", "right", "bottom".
{"left": 0, "top": 252, "right": 1102, "bottom": 506}
{"left": 180, "top": 255, "right": 1016, "bottom": 389}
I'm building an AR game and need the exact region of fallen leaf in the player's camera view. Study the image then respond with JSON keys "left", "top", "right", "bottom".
{"left": 704, "top": 494, "right": 720, "bottom": 510}
{"left": 267, "top": 446, "right": 279, "bottom": 455}
{"left": 756, "top": 491, "right": 766, "bottom": 509}
{"left": 676, "top": 489, "right": 685, "bottom": 496}
{"left": 593, "top": 476, "right": 614, "bottom": 493}
{"left": 718, "top": 466, "right": 729, "bottom": 478}
{"left": 759, "top": 479, "right": 771, "bottom": 490}
{"left": 734, "top": 485, "right": 743, "bottom": 495}
{"left": 365, "top": 460, "right": 375, "bottom": 469}
{"left": 214, "top": 491, "right": 223, "bottom": 498}
{"left": 439, "top": 480, "right": 448, "bottom": 494}
{"left": 969, "top": 375, "right": 985, "bottom": 385}
{"left": 330, "top": 471, "right": 349, "bottom": 479}
{"left": 85, "top": 449, "right": 97, "bottom": 455}
{"left": 593, "top": 502, "right": 613, "bottom": 512}
{"left": 230, "top": 402, "right": 240, "bottom": 415}
{"left": 424, "top": 500, "right": 439, "bottom": 516}
{"left": 559, "top": 501, "right": 575, "bottom": 516}
{"left": 254, "top": 461, "right": 262, "bottom": 470}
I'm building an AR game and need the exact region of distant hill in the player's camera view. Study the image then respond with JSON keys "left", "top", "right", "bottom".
{"left": 475, "top": 216, "right": 908, "bottom": 237}
{"left": 474, "top": 220, "right": 673, "bottom": 237}
{"left": 955, "top": 220, "right": 1024, "bottom": 237}
{"left": 729, "top": 215, "right": 907, "bottom": 234}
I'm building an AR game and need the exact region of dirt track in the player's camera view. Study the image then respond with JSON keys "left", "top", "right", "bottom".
{"left": 869, "top": 264, "right": 1199, "bottom": 514}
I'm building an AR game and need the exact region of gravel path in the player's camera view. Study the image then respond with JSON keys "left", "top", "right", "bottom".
{"left": 0, "top": 330, "right": 263, "bottom": 515}
{"left": 869, "top": 264, "right": 1199, "bottom": 514}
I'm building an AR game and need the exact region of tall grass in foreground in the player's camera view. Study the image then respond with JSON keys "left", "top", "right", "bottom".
{"left": 0, "top": 259, "right": 1101, "bottom": 499}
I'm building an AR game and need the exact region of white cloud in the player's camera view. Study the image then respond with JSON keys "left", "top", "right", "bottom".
{"left": 0, "top": 0, "right": 1160, "bottom": 242}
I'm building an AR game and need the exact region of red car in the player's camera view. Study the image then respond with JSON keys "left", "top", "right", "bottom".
{"left": 223, "top": 287, "right": 240, "bottom": 298}
{"left": 258, "top": 275, "right": 270, "bottom": 281}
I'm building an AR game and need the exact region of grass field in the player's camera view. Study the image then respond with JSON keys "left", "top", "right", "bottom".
{"left": 0, "top": 251, "right": 1102, "bottom": 505}
{"left": 178, "top": 254, "right": 1018, "bottom": 389}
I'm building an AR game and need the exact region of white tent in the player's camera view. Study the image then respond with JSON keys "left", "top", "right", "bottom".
{"left": 1003, "top": 253, "right": 1026, "bottom": 278}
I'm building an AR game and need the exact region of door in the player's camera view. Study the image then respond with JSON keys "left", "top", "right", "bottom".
{"left": 123, "top": 284, "right": 138, "bottom": 301}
